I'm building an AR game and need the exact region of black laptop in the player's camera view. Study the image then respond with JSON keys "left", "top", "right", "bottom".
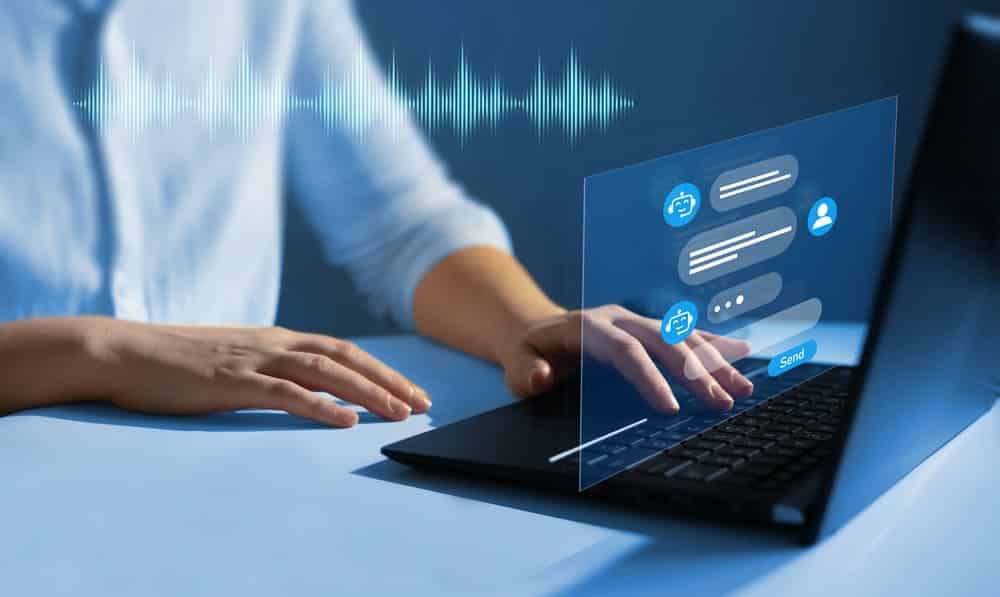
{"left": 383, "top": 15, "right": 1000, "bottom": 545}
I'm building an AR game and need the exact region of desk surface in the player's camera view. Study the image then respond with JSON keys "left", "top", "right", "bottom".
{"left": 3, "top": 334, "right": 998, "bottom": 596}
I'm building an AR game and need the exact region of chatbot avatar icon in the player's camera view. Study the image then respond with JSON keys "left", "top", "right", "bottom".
{"left": 663, "top": 183, "right": 701, "bottom": 228}
{"left": 661, "top": 300, "right": 698, "bottom": 345}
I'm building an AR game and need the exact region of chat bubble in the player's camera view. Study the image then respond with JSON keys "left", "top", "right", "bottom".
{"left": 684, "top": 297, "right": 823, "bottom": 381}
{"left": 707, "top": 272, "right": 783, "bottom": 323}
{"left": 678, "top": 206, "right": 797, "bottom": 285}
{"left": 710, "top": 154, "right": 799, "bottom": 212}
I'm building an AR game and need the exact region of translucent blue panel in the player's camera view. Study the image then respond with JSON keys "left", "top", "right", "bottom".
{"left": 577, "top": 98, "right": 897, "bottom": 490}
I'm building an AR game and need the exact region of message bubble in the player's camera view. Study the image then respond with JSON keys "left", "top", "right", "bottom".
{"left": 684, "top": 297, "right": 823, "bottom": 381}
{"left": 678, "top": 206, "right": 797, "bottom": 285}
{"left": 710, "top": 154, "right": 799, "bottom": 212}
{"left": 707, "top": 272, "right": 783, "bottom": 323}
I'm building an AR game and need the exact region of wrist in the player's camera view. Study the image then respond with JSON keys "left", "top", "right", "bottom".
{"left": 73, "top": 317, "right": 134, "bottom": 401}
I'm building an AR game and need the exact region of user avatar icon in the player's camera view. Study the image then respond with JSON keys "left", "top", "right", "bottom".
{"left": 808, "top": 197, "right": 838, "bottom": 237}
{"left": 663, "top": 183, "right": 701, "bottom": 228}
{"left": 661, "top": 300, "right": 698, "bottom": 345}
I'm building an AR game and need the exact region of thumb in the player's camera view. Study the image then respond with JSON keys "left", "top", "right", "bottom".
{"left": 504, "top": 350, "right": 555, "bottom": 398}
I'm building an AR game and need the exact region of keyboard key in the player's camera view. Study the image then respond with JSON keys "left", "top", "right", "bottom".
{"left": 631, "top": 427, "right": 660, "bottom": 437}
{"left": 764, "top": 423, "right": 802, "bottom": 434}
{"left": 676, "top": 464, "right": 728, "bottom": 482}
{"left": 732, "top": 437, "right": 774, "bottom": 449}
{"left": 750, "top": 430, "right": 788, "bottom": 441}
{"left": 720, "top": 424, "right": 754, "bottom": 435}
{"left": 672, "top": 448, "right": 710, "bottom": 461}
{"left": 800, "top": 431, "right": 833, "bottom": 442}
{"left": 677, "top": 422, "right": 709, "bottom": 434}
{"left": 663, "top": 460, "right": 694, "bottom": 477}
{"left": 782, "top": 438, "right": 820, "bottom": 450}
{"left": 586, "top": 454, "right": 608, "bottom": 466}
{"left": 589, "top": 442, "right": 626, "bottom": 455}
{"left": 770, "top": 447, "right": 804, "bottom": 458}
{"left": 644, "top": 457, "right": 689, "bottom": 475}
{"left": 733, "top": 462, "right": 778, "bottom": 477}
{"left": 701, "top": 454, "right": 746, "bottom": 467}
{"left": 658, "top": 430, "right": 692, "bottom": 443}
{"left": 601, "top": 457, "right": 629, "bottom": 469}
{"left": 718, "top": 446, "right": 760, "bottom": 459}
{"left": 700, "top": 431, "right": 739, "bottom": 443}
{"left": 776, "top": 415, "right": 813, "bottom": 425}
{"left": 686, "top": 439, "right": 726, "bottom": 451}
{"left": 640, "top": 439, "right": 671, "bottom": 451}
{"left": 811, "top": 424, "right": 838, "bottom": 434}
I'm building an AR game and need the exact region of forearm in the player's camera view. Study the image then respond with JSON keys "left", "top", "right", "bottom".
{"left": 412, "top": 246, "right": 564, "bottom": 364}
{"left": 0, "top": 317, "right": 118, "bottom": 414}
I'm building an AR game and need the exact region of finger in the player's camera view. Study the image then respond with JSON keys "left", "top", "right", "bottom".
{"left": 686, "top": 332, "right": 754, "bottom": 397}
{"left": 504, "top": 349, "right": 555, "bottom": 398}
{"left": 614, "top": 316, "right": 733, "bottom": 411}
{"left": 290, "top": 335, "right": 431, "bottom": 413}
{"left": 244, "top": 373, "right": 359, "bottom": 428}
{"left": 585, "top": 317, "right": 679, "bottom": 413}
{"left": 261, "top": 352, "right": 413, "bottom": 421}
{"left": 696, "top": 330, "right": 752, "bottom": 362}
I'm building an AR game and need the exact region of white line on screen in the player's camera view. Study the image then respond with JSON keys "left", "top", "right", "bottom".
{"left": 547, "top": 417, "right": 648, "bottom": 463}
{"left": 718, "top": 169, "right": 781, "bottom": 192}
{"left": 688, "top": 225, "right": 793, "bottom": 268}
{"left": 719, "top": 173, "right": 792, "bottom": 199}
{"left": 688, "top": 252, "right": 739, "bottom": 275}
{"left": 688, "top": 230, "right": 757, "bottom": 258}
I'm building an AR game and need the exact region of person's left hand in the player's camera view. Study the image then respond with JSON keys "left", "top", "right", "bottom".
{"left": 499, "top": 305, "right": 754, "bottom": 413}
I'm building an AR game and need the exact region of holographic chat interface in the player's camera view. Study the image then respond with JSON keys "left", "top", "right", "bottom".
{"left": 568, "top": 98, "right": 896, "bottom": 490}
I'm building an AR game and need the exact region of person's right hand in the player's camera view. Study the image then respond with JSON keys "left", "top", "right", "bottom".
{"left": 92, "top": 319, "right": 431, "bottom": 427}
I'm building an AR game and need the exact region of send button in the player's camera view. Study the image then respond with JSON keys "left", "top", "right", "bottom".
{"left": 768, "top": 340, "right": 818, "bottom": 377}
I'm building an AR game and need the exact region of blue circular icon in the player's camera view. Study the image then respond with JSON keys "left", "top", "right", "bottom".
{"left": 661, "top": 300, "right": 698, "bottom": 345}
{"left": 663, "top": 183, "right": 701, "bottom": 228}
{"left": 807, "top": 197, "right": 838, "bottom": 237}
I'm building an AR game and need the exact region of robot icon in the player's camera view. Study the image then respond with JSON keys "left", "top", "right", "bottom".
{"left": 663, "top": 183, "right": 701, "bottom": 228}
{"left": 661, "top": 300, "right": 698, "bottom": 345}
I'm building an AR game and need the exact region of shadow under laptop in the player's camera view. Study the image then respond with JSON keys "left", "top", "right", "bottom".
{"left": 353, "top": 458, "right": 803, "bottom": 595}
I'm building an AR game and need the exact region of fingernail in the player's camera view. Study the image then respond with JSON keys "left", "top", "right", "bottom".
{"left": 660, "top": 386, "right": 681, "bottom": 414}
{"left": 391, "top": 399, "right": 412, "bottom": 418}
{"left": 711, "top": 384, "right": 734, "bottom": 409}
{"left": 415, "top": 386, "right": 432, "bottom": 409}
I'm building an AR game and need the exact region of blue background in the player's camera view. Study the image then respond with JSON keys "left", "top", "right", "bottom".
{"left": 277, "top": 0, "right": 995, "bottom": 336}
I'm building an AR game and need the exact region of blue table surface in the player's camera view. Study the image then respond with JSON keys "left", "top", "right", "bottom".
{"left": 3, "top": 332, "right": 998, "bottom": 596}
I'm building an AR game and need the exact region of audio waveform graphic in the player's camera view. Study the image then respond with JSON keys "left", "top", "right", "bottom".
{"left": 74, "top": 48, "right": 635, "bottom": 141}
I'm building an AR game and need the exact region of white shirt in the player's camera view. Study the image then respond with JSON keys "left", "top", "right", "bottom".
{"left": 0, "top": 0, "right": 510, "bottom": 327}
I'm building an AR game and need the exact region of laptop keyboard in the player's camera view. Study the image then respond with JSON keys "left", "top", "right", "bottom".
{"left": 572, "top": 363, "right": 852, "bottom": 492}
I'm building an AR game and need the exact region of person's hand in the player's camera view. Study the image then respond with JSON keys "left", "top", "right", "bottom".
{"left": 92, "top": 320, "right": 431, "bottom": 427}
{"left": 499, "top": 305, "right": 754, "bottom": 413}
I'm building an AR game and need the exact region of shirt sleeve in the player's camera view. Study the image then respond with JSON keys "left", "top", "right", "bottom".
{"left": 284, "top": 0, "right": 512, "bottom": 329}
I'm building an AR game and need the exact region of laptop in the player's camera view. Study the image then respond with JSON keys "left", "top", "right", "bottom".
{"left": 383, "top": 14, "right": 1000, "bottom": 545}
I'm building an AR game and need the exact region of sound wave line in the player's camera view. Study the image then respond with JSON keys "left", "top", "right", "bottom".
{"left": 74, "top": 48, "right": 635, "bottom": 141}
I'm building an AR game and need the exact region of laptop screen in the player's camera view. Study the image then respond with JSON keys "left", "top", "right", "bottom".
{"left": 576, "top": 98, "right": 897, "bottom": 489}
